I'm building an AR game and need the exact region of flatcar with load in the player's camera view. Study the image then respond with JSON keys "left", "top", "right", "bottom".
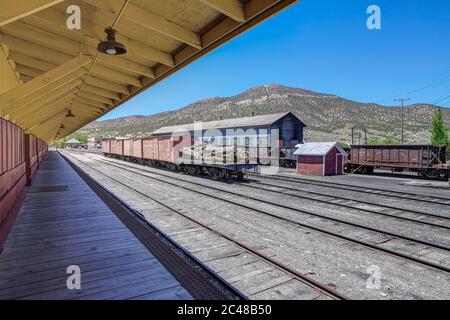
{"left": 346, "top": 144, "right": 450, "bottom": 178}
{"left": 102, "top": 135, "right": 258, "bottom": 180}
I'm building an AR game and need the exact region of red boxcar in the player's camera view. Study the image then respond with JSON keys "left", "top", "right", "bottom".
{"left": 132, "top": 139, "right": 143, "bottom": 159}
{"left": 123, "top": 139, "right": 133, "bottom": 157}
{"left": 101, "top": 139, "right": 111, "bottom": 154}
{"left": 102, "top": 134, "right": 255, "bottom": 180}
{"left": 142, "top": 136, "right": 189, "bottom": 164}
{"left": 110, "top": 139, "right": 124, "bottom": 156}
{"left": 142, "top": 138, "right": 157, "bottom": 160}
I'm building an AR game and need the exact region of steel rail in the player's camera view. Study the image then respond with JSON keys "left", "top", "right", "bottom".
{"left": 71, "top": 152, "right": 450, "bottom": 273}
{"left": 248, "top": 173, "right": 450, "bottom": 205}
{"left": 84, "top": 154, "right": 450, "bottom": 252}
{"left": 60, "top": 152, "right": 247, "bottom": 301}
{"left": 239, "top": 180, "right": 450, "bottom": 229}
{"left": 63, "top": 151, "right": 347, "bottom": 300}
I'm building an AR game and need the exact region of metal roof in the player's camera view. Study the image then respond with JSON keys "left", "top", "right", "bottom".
{"left": 65, "top": 138, "right": 81, "bottom": 144}
{"left": 153, "top": 112, "right": 303, "bottom": 135}
{"left": 0, "top": 0, "right": 299, "bottom": 143}
{"left": 294, "top": 142, "right": 347, "bottom": 156}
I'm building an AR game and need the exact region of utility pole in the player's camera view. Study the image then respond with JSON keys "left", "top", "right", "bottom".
{"left": 394, "top": 98, "right": 410, "bottom": 144}
{"left": 351, "top": 127, "right": 354, "bottom": 145}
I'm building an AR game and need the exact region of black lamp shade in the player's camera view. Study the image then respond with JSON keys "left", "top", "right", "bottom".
{"left": 97, "top": 28, "right": 127, "bottom": 55}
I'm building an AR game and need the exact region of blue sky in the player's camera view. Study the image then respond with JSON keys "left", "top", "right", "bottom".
{"left": 100, "top": 0, "right": 450, "bottom": 120}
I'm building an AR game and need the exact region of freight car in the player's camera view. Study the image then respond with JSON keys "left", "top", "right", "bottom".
{"left": 152, "top": 112, "right": 305, "bottom": 168}
{"left": 102, "top": 135, "right": 258, "bottom": 180}
{"left": 0, "top": 118, "right": 48, "bottom": 251}
{"left": 346, "top": 144, "right": 450, "bottom": 178}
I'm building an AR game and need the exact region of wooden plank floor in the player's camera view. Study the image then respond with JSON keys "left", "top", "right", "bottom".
{"left": 0, "top": 151, "right": 192, "bottom": 300}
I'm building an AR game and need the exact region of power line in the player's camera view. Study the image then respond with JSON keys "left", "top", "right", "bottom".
{"left": 375, "top": 68, "right": 450, "bottom": 104}
{"left": 432, "top": 94, "right": 450, "bottom": 105}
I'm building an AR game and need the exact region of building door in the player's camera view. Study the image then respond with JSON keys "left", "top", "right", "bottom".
{"left": 337, "top": 154, "right": 343, "bottom": 175}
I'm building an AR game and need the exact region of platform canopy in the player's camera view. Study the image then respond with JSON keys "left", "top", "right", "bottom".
{"left": 0, "top": 0, "right": 299, "bottom": 142}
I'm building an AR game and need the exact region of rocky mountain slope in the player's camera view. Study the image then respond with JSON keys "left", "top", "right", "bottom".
{"left": 80, "top": 84, "right": 449, "bottom": 144}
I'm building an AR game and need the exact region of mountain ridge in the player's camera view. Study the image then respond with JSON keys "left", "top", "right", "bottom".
{"left": 80, "top": 84, "right": 449, "bottom": 144}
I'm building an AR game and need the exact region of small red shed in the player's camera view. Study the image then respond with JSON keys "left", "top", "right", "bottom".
{"left": 294, "top": 142, "right": 347, "bottom": 176}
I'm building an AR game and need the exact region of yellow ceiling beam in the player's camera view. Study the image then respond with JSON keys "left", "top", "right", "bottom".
{"left": 21, "top": 97, "right": 75, "bottom": 129}
{"left": 15, "top": 64, "right": 42, "bottom": 78}
{"left": 200, "top": 0, "right": 245, "bottom": 22}
{"left": 31, "top": 111, "right": 66, "bottom": 137}
{"left": 72, "top": 102, "right": 105, "bottom": 113}
{"left": 15, "top": 89, "right": 76, "bottom": 127}
{"left": 4, "top": 21, "right": 160, "bottom": 75}
{"left": 83, "top": 85, "right": 121, "bottom": 101}
{"left": 0, "top": 33, "right": 69, "bottom": 65}
{"left": 0, "top": 0, "right": 63, "bottom": 27}
{"left": 1, "top": 70, "right": 85, "bottom": 116}
{"left": 90, "top": 64, "right": 142, "bottom": 87}
{"left": 2, "top": 34, "right": 144, "bottom": 88}
{"left": 28, "top": 9, "right": 175, "bottom": 67}
{"left": 97, "top": 55, "right": 156, "bottom": 78}
{"left": 8, "top": 51, "right": 138, "bottom": 99}
{"left": 8, "top": 51, "right": 57, "bottom": 72}
{"left": 1, "top": 22, "right": 80, "bottom": 55}
{"left": 0, "top": 55, "right": 92, "bottom": 116}
{"left": 74, "top": 96, "right": 107, "bottom": 109}
{"left": 84, "top": 0, "right": 202, "bottom": 49}
{"left": 28, "top": 110, "right": 67, "bottom": 131}
{"left": 71, "top": 105, "right": 103, "bottom": 116}
{"left": 13, "top": 87, "right": 79, "bottom": 121}
{"left": 85, "top": 76, "right": 130, "bottom": 95}
{"left": 78, "top": 91, "right": 114, "bottom": 106}
{"left": 24, "top": 98, "right": 75, "bottom": 129}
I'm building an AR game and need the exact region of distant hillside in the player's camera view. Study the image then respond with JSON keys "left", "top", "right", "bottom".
{"left": 80, "top": 84, "right": 449, "bottom": 144}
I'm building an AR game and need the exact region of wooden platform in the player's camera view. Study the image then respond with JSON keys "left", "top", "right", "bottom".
{"left": 0, "top": 151, "right": 192, "bottom": 300}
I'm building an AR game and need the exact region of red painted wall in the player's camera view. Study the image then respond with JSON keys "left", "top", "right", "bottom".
{"left": 337, "top": 154, "right": 343, "bottom": 175}
{"left": 297, "top": 147, "right": 345, "bottom": 176}
{"left": 0, "top": 118, "right": 47, "bottom": 252}
{"left": 297, "top": 155, "right": 324, "bottom": 175}
{"left": 325, "top": 148, "right": 337, "bottom": 175}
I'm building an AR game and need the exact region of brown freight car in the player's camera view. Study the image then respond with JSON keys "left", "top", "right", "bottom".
{"left": 101, "top": 139, "right": 111, "bottom": 154}
{"left": 103, "top": 135, "right": 257, "bottom": 180}
{"left": 346, "top": 144, "right": 450, "bottom": 178}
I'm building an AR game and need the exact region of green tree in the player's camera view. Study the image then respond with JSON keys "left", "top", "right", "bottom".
{"left": 339, "top": 141, "right": 350, "bottom": 149}
{"left": 54, "top": 137, "right": 68, "bottom": 148}
{"left": 73, "top": 132, "right": 88, "bottom": 144}
{"left": 382, "top": 136, "right": 399, "bottom": 145}
{"left": 367, "top": 136, "right": 399, "bottom": 145}
{"left": 431, "top": 108, "right": 449, "bottom": 146}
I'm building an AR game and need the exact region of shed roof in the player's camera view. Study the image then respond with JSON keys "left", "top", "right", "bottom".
{"left": 294, "top": 142, "right": 347, "bottom": 156}
{"left": 153, "top": 112, "right": 304, "bottom": 135}
{"left": 65, "top": 138, "right": 81, "bottom": 144}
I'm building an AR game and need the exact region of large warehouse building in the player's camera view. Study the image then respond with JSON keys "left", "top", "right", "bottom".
{"left": 152, "top": 112, "right": 306, "bottom": 148}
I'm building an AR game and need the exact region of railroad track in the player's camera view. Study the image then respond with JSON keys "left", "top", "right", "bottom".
{"left": 247, "top": 173, "right": 450, "bottom": 206}
{"left": 61, "top": 153, "right": 246, "bottom": 301}
{"left": 62, "top": 151, "right": 347, "bottom": 300}
{"left": 67, "top": 152, "right": 450, "bottom": 274}
{"left": 239, "top": 179, "right": 450, "bottom": 229}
